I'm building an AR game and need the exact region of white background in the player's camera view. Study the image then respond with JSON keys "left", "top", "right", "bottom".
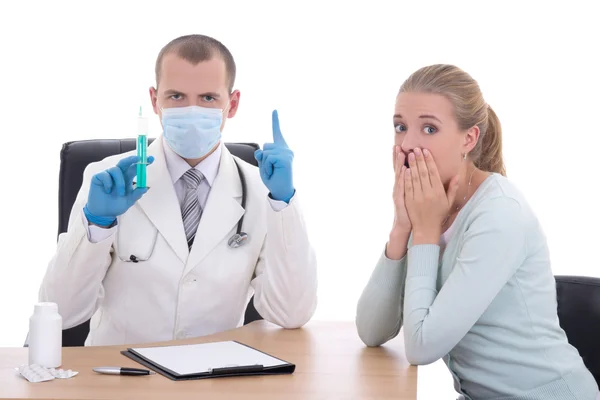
{"left": 0, "top": 0, "right": 598, "bottom": 398}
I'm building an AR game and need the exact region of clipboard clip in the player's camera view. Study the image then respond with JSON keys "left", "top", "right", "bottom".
{"left": 208, "top": 364, "right": 264, "bottom": 375}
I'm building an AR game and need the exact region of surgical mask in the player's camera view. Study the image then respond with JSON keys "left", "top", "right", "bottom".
{"left": 160, "top": 105, "right": 226, "bottom": 159}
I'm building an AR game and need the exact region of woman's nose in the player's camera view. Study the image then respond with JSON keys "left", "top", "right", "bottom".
{"left": 400, "top": 132, "right": 418, "bottom": 154}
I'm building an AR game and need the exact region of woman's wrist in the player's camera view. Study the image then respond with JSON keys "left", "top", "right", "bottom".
{"left": 411, "top": 227, "right": 441, "bottom": 245}
{"left": 390, "top": 220, "right": 411, "bottom": 237}
{"left": 386, "top": 227, "right": 411, "bottom": 260}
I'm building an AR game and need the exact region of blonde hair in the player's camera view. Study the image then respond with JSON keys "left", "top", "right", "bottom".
{"left": 399, "top": 64, "right": 506, "bottom": 176}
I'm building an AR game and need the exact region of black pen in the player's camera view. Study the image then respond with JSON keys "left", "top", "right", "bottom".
{"left": 93, "top": 367, "right": 155, "bottom": 376}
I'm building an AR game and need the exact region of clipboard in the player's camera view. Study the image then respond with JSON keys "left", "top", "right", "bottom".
{"left": 120, "top": 340, "right": 295, "bottom": 381}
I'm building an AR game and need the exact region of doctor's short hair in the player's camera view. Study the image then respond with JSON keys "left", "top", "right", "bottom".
{"left": 155, "top": 34, "right": 237, "bottom": 92}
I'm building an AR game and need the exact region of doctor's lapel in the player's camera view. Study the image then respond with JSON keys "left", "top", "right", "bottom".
{"left": 184, "top": 147, "right": 244, "bottom": 274}
{"left": 136, "top": 139, "right": 189, "bottom": 263}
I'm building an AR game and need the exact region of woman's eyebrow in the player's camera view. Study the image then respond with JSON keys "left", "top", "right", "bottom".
{"left": 419, "top": 114, "right": 442, "bottom": 123}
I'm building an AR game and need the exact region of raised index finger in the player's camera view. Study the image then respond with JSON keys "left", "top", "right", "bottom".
{"left": 272, "top": 109, "right": 287, "bottom": 147}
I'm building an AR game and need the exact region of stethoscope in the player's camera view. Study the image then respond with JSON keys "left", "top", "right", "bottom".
{"left": 227, "top": 158, "right": 249, "bottom": 248}
{"left": 118, "top": 158, "right": 249, "bottom": 263}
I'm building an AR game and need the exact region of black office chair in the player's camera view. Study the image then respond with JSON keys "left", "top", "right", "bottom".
{"left": 58, "top": 138, "right": 263, "bottom": 347}
{"left": 555, "top": 275, "right": 600, "bottom": 386}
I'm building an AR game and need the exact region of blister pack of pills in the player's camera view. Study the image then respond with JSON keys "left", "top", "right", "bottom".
{"left": 16, "top": 364, "right": 79, "bottom": 383}
{"left": 47, "top": 367, "right": 78, "bottom": 379}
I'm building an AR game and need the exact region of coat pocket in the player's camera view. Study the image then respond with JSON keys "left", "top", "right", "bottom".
{"left": 113, "top": 207, "right": 159, "bottom": 263}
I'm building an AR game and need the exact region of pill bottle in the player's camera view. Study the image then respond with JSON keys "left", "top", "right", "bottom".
{"left": 28, "top": 302, "right": 62, "bottom": 368}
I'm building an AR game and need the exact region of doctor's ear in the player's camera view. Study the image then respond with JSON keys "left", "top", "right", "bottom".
{"left": 226, "top": 90, "right": 241, "bottom": 118}
{"left": 149, "top": 87, "right": 159, "bottom": 115}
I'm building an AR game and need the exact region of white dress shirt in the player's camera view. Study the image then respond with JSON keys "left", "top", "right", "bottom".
{"left": 87, "top": 138, "right": 289, "bottom": 242}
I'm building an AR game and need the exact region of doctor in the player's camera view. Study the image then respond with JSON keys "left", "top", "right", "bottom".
{"left": 39, "top": 34, "right": 318, "bottom": 346}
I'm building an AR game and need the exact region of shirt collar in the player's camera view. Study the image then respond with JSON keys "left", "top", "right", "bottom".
{"left": 162, "top": 136, "right": 222, "bottom": 187}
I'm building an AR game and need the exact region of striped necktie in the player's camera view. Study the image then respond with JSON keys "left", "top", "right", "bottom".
{"left": 181, "top": 169, "right": 204, "bottom": 249}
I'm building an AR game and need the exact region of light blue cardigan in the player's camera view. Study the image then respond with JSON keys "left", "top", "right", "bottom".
{"left": 356, "top": 173, "right": 598, "bottom": 399}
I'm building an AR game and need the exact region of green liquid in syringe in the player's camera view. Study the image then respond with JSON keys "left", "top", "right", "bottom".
{"left": 136, "top": 106, "right": 148, "bottom": 188}
{"left": 136, "top": 134, "right": 147, "bottom": 188}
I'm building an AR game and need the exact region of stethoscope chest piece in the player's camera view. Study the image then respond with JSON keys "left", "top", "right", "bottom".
{"left": 228, "top": 232, "right": 248, "bottom": 248}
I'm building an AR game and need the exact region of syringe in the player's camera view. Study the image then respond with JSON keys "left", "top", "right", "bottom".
{"left": 136, "top": 106, "right": 148, "bottom": 188}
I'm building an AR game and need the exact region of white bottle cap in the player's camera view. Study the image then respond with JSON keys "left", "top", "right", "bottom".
{"left": 34, "top": 302, "right": 59, "bottom": 315}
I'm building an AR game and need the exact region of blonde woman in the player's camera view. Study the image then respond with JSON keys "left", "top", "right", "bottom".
{"left": 356, "top": 64, "right": 599, "bottom": 399}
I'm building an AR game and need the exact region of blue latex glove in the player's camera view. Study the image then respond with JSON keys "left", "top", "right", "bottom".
{"left": 254, "top": 110, "right": 295, "bottom": 203}
{"left": 84, "top": 155, "right": 155, "bottom": 227}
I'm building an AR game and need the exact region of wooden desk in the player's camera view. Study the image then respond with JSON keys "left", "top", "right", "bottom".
{"left": 0, "top": 320, "right": 417, "bottom": 400}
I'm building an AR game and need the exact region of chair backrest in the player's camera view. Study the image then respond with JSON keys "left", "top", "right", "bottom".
{"left": 58, "top": 139, "right": 263, "bottom": 346}
{"left": 555, "top": 275, "right": 600, "bottom": 386}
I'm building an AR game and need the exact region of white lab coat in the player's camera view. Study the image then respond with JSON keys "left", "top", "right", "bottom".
{"left": 39, "top": 138, "right": 318, "bottom": 346}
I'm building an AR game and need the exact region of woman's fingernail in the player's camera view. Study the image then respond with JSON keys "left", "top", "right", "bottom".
{"left": 409, "top": 153, "right": 415, "bottom": 161}
{"left": 414, "top": 148, "right": 422, "bottom": 156}
{"left": 423, "top": 149, "right": 429, "bottom": 157}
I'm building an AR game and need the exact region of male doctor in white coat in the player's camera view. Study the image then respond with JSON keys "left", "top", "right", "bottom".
{"left": 39, "top": 34, "right": 318, "bottom": 346}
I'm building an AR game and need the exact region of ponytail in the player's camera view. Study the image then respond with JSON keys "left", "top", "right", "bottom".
{"left": 475, "top": 105, "right": 506, "bottom": 176}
